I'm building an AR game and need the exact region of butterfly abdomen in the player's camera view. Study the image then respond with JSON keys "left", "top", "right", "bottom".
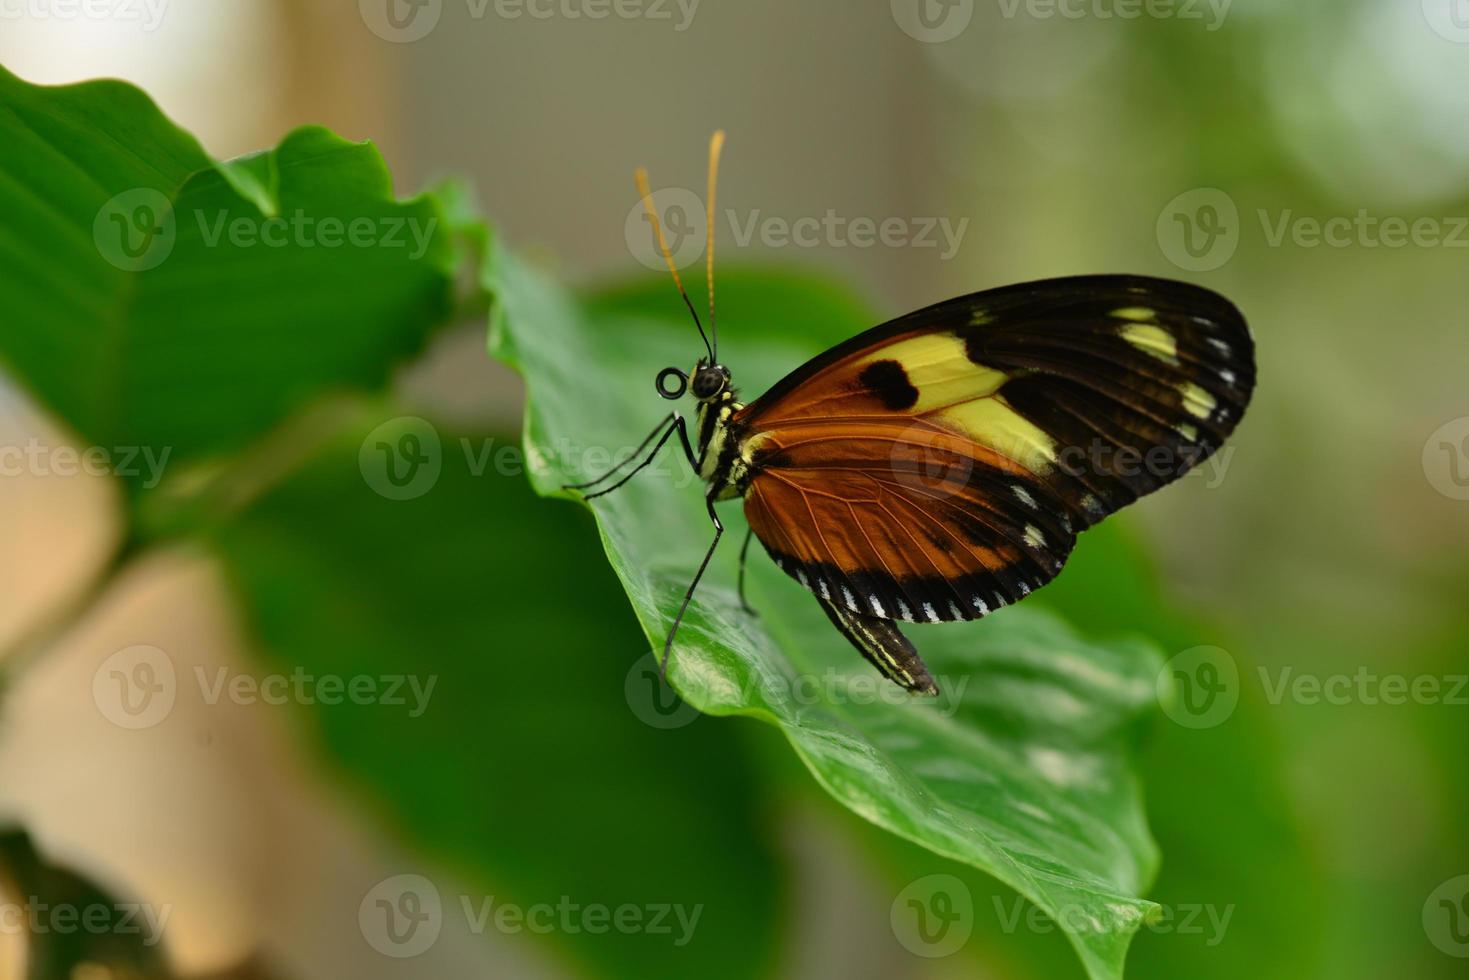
{"left": 814, "top": 593, "right": 938, "bottom": 696}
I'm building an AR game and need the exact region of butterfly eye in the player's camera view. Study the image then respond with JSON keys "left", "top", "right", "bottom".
{"left": 655, "top": 367, "right": 689, "bottom": 400}
{"left": 691, "top": 367, "right": 727, "bottom": 400}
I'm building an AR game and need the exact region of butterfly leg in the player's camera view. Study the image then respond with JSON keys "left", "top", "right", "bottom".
{"left": 561, "top": 411, "right": 675, "bottom": 492}
{"left": 581, "top": 414, "right": 696, "bottom": 501}
{"left": 736, "top": 526, "right": 759, "bottom": 617}
{"left": 659, "top": 492, "right": 723, "bottom": 680}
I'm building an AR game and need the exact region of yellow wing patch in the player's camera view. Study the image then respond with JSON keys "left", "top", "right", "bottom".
{"left": 1181, "top": 382, "right": 1217, "bottom": 419}
{"left": 855, "top": 333, "right": 1007, "bottom": 412}
{"left": 1120, "top": 322, "right": 1180, "bottom": 365}
{"left": 850, "top": 334, "right": 1057, "bottom": 470}
{"left": 940, "top": 397, "right": 1058, "bottom": 472}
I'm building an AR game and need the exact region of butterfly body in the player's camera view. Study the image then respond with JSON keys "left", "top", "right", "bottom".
{"left": 692, "top": 386, "right": 751, "bottom": 499}
{"left": 577, "top": 135, "right": 1255, "bottom": 697}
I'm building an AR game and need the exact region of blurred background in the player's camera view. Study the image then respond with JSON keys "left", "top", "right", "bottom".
{"left": 1, "top": 0, "right": 1468, "bottom": 978}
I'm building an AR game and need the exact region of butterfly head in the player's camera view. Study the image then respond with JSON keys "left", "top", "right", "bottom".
{"left": 656, "top": 359, "right": 731, "bottom": 403}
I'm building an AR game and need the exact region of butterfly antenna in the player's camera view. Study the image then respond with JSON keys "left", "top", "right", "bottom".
{"left": 635, "top": 165, "right": 715, "bottom": 363}
{"left": 705, "top": 129, "right": 725, "bottom": 360}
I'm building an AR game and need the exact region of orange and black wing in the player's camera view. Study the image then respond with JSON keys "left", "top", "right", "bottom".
{"left": 737, "top": 274, "right": 1254, "bottom": 634}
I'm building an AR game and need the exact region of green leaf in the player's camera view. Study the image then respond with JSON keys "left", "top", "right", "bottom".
{"left": 0, "top": 68, "right": 461, "bottom": 492}
{"left": 1034, "top": 522, "right": 1330, "bottom": 979}
{"left": 212, "top": 417, "right": 782, "bottom": 980}
{"left": 488, "top": 250, "right": 1167, "bottom": 979}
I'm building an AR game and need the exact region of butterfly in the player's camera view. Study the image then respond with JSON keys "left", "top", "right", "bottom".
{"left": 567, "top": 132, "right": 1256, "bottom": 696}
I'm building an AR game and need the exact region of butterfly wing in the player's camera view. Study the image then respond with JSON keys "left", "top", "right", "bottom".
{"left": 737, "top": 274, "right": 1254, "bottom": 627}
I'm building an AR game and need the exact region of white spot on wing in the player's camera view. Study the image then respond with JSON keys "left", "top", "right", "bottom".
{"left": 870, "top": 596, "right": 886, "bottom": 617}
{"left": 1012, "top": 484, "right": 1037, "bottom": 508}
{"left": 1024, "top": 524, "right": 1046, "bottom": 548}
{"left": 922, "top": 602, "right": 940, "bottom": 623}
{"left": 973, "top": 596, "right": 990, "bottom": 614}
